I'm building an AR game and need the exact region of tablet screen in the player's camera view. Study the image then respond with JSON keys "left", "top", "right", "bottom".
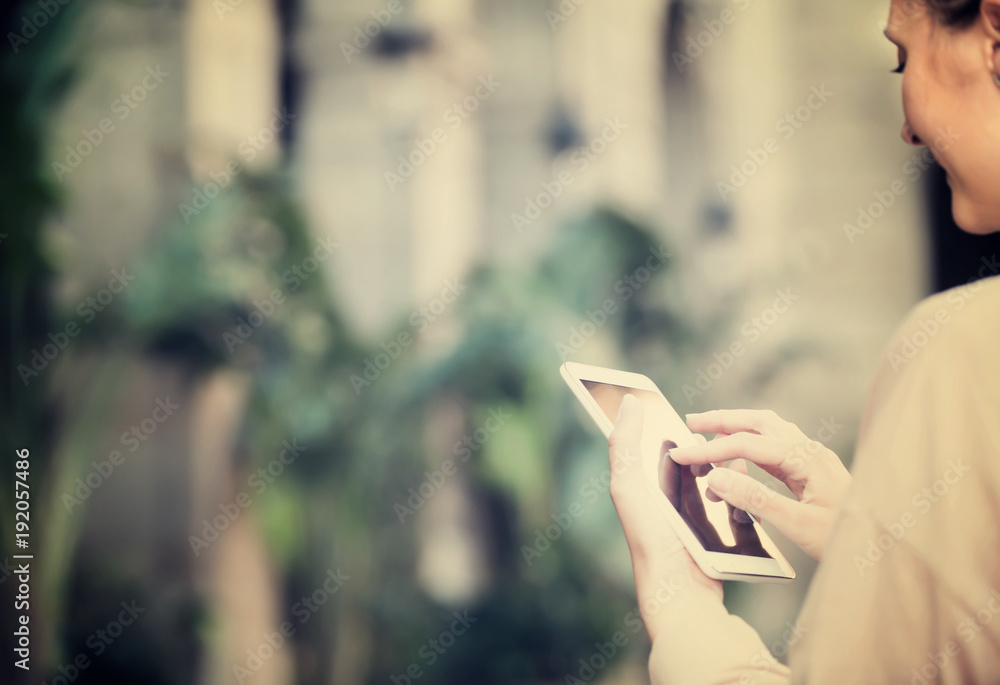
{"left": 581, "top": 380, "right": 772, "bottom": 559}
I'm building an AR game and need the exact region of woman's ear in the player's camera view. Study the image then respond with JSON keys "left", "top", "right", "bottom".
{"left": 981, "top": 0, "right": 1000, "bottom": 76}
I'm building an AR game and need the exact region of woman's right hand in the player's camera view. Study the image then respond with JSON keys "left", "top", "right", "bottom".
{"left": 667, "top": 409, "right": 852, "bottom": 560}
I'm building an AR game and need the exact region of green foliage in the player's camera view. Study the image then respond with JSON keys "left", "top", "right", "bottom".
{"left": 1, "top": 4, "right": 709, "bottom": 677}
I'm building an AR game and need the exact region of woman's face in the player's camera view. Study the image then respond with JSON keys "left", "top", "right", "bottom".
{"left": 885, "top": 0, "right": 1000, "bottom": 234}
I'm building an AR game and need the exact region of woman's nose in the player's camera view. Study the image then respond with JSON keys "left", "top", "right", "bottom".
{"left": 901, "top": 120, "right": 923, "bottom": 146}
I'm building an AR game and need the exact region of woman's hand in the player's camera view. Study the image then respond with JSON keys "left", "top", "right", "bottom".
{"left": 608, "top": 395, "right": 723, "bottom": 641}
{"left": 669, "top": 409, "right": 852, "bottom": 561}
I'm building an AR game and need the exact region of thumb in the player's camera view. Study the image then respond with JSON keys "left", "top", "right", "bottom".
{"left": 609, "top": 394, "right": 642, "bottom": 445}
{"left": 608, "top": 394, "right": 644, "bottom": 478}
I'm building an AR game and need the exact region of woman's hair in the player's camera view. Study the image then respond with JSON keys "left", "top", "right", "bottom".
{"left": 925, "top": 0, "right": 981, "bottom": 27}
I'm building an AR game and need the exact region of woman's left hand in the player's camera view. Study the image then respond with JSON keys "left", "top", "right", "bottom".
{"left": 608, "top": 394, "right": 723, "bottom": 639}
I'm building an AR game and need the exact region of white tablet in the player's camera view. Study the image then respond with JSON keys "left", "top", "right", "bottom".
{"left": 561, "top": 361, "right": 795, "bottom": 583}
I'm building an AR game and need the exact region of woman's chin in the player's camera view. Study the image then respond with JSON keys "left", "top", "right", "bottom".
{"left": 951, "top": 193, "right": 1000, "bottom": 235}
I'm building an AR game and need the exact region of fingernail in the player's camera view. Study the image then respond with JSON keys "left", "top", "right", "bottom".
{"left": 708, "top": 468, "right": 734, "bottom": 494}
{"left": 662, "top": 440, "right": 677, "bottom": 461}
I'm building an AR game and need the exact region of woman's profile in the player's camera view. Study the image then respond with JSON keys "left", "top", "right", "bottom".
{"left": 608, "top": 0, "right": 1000, "bottom": 681}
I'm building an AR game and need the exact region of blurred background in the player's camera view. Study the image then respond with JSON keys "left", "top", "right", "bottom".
{"left": 3, "top": 0, "right": 1000, "bottom": 683}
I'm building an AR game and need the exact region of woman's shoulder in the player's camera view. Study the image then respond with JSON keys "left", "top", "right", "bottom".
{"left": 882, "top": 274, "right": 1000, "bottom": 374}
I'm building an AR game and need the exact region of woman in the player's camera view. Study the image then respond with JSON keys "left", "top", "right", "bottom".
{"left": 609, "top": 0, "right": 1000, "bottom": 682}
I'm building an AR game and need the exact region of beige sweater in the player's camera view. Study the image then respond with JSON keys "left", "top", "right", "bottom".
{"left": 650, "top": 274, "right": 1000, "bottom": 684}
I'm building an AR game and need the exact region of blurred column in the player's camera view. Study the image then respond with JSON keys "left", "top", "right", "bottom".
{"left": 298, "top": 0, "right": 487, "bottom": 338}
{"left": 554, "top": 0, "right": 668, "bottom": 218}
{"left": 184, "top": 0, "right": 281, "bottom": 177}
{"left": 183, "top": 4, "right": 291, "bottom": 685}
{"left": 406, "top": 0, "right": 484, "bottom": 304}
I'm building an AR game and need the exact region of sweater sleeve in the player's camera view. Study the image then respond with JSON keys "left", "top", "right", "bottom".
{"left": 647, "top": 596, "right": 792, "bottom": 684}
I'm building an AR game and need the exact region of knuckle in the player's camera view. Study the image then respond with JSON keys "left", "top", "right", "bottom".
{"left": 607, "top": 433, "right": 629, "bottom": 453}
{"left": 730, "top": 433, "right": 749, "bottom": 457}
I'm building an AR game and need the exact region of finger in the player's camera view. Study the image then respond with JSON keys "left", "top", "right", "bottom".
{"left": 708, "top": 459, "right": 749, "bottom": 476}
{"left": 704, "top": 467, "right": 804, "bottom": 534}
{"left": 608, "top": 394, "right": 644, "bottom": 488}
{"left": 696, "top": 456, "right": 746, "bottom": 501}
{"left": 686, "top": 409, "right": 802, "bottom": 440}
{"left": 689, "top": 434, "right": 713, "bottom": 477}
{"left": 732, "top": 505, "right": 752, "bottom": 525}
{"left": 670, "top": 433, "right": 792, "bottom": 469}
{"left": 609, "top": 394, "right": 642, "bottom": 457}
{"left": 700, "top": 432, "right": 730, "bottom": 491}
{"left": 720, "top": 460, "right": 751, "bottom": 518}
{"left": 705, "top": 472, "right": 722, "bottom": 502}
{"left": 706, "top": 459, "right": 750, "bottom": 508}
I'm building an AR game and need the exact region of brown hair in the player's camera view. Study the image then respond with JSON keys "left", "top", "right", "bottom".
{"left": 925, "top": 0, "right": 982, "bottom": 27}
